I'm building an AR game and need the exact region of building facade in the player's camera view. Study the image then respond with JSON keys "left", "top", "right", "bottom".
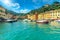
{"left": 0, "top": 7, "right": 13, "bottom": 19}
{"left": 27, "top": 9, "right": 60, "bottom": 20}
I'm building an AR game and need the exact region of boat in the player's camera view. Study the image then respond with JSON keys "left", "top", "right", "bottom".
{"left": 36, "top": 20, "right": 49, "bottom": 24}
{"left": 23, "top": 19, "right": 31, "bottom": 22}
{"left": 0, "top": 17, "right": 17, "bottom": 23}
{"left": 0, "top": 17, "right": 6, "bottom": 22}
{"left": 5, "top": 19, "right": 17, "bottom": 23}
{"left": 55, "top": 19, "right": 60, "bottom": 22}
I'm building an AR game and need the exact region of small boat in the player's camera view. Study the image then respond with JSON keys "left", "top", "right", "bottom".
{"left": 5, "top": 19, "right": 17, "bottom": 23}
{"left": 36, "top": 20, "right": 49, "bottom": 24}
{"left": 0, "top": 17, "right": 6, "bottom": 22}
{"left": 55, "top": 19, "right": 60, "bottom": 22}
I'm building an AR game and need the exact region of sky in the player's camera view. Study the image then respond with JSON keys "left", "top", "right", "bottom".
{"left": 0, "top": 0, "right": 60, "bottom": 13}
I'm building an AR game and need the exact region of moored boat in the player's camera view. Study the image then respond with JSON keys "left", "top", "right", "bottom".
{"left": 5, "top": 19, "right": 17, "bottom": 23}
{"left": 36, "top": 20, "right": 49, "bottom": 24}
{"left": 0, "top": 17, "right": 6, "bottom": 22}
{"left": 55, "top": 19, "right": 60, "bottom": 22}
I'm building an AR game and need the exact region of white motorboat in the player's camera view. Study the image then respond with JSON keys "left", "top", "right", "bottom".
{"left": 5, "top": 19, "right": 17, "bottom": 23}
{"left": 36, "top": 20, "right": 49, "bottom": 24}
{"left": 55, "top": 19, "right": 60, "bottom": 22}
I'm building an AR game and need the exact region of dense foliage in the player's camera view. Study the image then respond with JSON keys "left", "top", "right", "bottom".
{"left": 28, "top": 2, "right": 60, "bottom": 15}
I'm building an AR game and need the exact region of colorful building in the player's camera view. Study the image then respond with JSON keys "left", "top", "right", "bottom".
{"left": 27, "top": 14, "right": 36, "bottom": 20}
{"left": 27, "top": 12, "right": 38, "bottom": 21}
{"left": 27, "top": 9, "right": 60, "bottom": 20}
{"left": 0, "top": 6, "right": 18, "bottom": 19}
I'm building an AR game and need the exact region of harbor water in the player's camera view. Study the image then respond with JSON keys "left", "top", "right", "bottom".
{"left": 0, "top": 21, "right": 60, "bottom": 40}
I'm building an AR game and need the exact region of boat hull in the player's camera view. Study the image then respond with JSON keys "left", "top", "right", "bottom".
{"left": 36, "top": 20, "right": 49, "bottom": 24}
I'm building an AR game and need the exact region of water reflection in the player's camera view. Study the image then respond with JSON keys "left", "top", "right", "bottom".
{"left": 35, "top": 21, "right": 60, "bottom": 34}
{"left": 49, "top": 21, "right": 60, "bottom": 34}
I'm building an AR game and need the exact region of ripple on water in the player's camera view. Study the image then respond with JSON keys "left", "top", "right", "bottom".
{"left": 0, "top": 21, "right": 60, "bottom": 40}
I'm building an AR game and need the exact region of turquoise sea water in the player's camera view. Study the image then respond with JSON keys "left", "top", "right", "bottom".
{"left": 0, "top": 21, "right": 60, "bottom": 40}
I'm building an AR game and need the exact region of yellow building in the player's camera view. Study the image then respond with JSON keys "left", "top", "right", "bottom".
{"left": 38, "top": 13, "right": 43, "bottom": 20}
{"left": 38, "top": 10, "right": 60, "bottom": 20}
{"left": 42, "top": 11, "right": 52, "bottom": 20}
{"left": 57, "top": 10, "right": 60, "bottom": 18}
{"left": 31, "top": 15, "right": 36, "bottom": 20}
{"left": 27, "top": 14, "right": 31, "bottom": 20}
{"left": 51, "top": 10, "right": 58, "bottom": 19}
{"left": 38, "top": 11, "right": 51, "bottom": 20}
{"left": 27, "top": 14, "right": 36, "bottom": 20}
{"left": 27, "top": 9, "right": 60, "bottom": 20}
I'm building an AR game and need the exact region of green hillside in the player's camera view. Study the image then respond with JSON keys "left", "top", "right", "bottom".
{"left": 28, "top": 2, "right": 60, "bottom": 15}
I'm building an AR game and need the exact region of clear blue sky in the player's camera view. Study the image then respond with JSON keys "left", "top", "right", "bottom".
{"left": 0, "top": 0, "right": 60, "bottom": 13}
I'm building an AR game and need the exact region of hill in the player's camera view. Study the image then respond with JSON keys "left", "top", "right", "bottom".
{"left": 28, "top": 1, "right": 60, "bottom": 15}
